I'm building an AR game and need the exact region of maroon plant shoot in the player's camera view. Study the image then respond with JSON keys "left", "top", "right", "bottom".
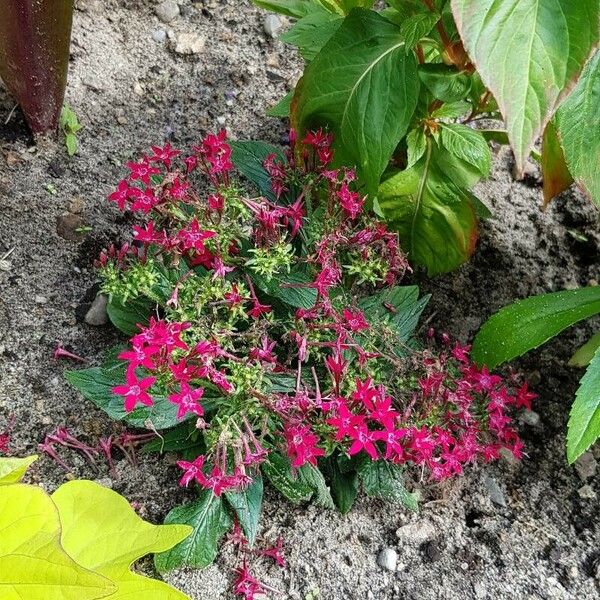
{"left": 0, "top": 0, "right": 74, "bottom": 134}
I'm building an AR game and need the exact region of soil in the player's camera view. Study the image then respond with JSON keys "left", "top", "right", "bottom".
{"left": 0, "top": 1, "right": 599, "bottom": 599}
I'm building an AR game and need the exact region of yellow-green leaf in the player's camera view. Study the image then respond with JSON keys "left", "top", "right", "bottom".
{"left": 0, "top": 483, "right": 114, "bottom": 600}
{"left": 0, "top": 454, "right": 37, "bottom": 485}
{"left": 52, "top": 480, "right": 192, "bottom": 599}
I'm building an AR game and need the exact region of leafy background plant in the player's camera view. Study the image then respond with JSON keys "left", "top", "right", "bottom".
{"left": 0, "top": 455, "right": 192, "bottom": 600}
{"left": 256, "top": 0, "right": 599, "bottom": 275}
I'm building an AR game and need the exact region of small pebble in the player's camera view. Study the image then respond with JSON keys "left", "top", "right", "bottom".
{"left": 264, "top": 14, "right": 283, "bottom": 38}
{"left": 85, "top": 294, "right": 109, "bottom": 326}
{"left": 396, "top": 520, "right": 436, "bottom": 544}
{"left": 519, "top": 410, "right": 540, "bottom": 426}
{"left": 152, "top": 29, "right": 167, "bottom": 43}
{"left": 155, "top": 0, "right": 179, "bottom": 23}
{"left": 578, "top": 484, "right": 596, "bottom": 500}
{"left": 575, "top": 451, "right": 597, "bottom": 481}
{"left": 483, "top": 474, "right": 507, "bottom": 507}
{"left": 175, "top": 32, "right": 206, "bottom": 54}
{"left": 35, "top": 295, "right": 48, "bottom": 304}
{"left": 216, "top": 115, "right": 226, "bottom": 125}
{"left": 376, "top": 547, "right": 397, "bottom": 572}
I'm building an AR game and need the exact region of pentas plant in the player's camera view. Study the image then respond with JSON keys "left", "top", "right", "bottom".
{"left": 67, "top": 129, "right": 533, "bottom": 597}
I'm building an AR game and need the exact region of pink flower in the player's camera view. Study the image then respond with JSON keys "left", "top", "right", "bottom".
{"left": 130, "top": 188, "right": 159, "bottom": 214}
{"left": 515, "top": 383, "right": 537, "bottom": 410}
{"left": 177, "top": 455, "right": 206, "bottom": 487}
{"left": 118, "top": 345, "right": 158, "bottom": 370}
{"left": 342, "top": 308, "right": 369, "bottom": 332}
{"left": 326, "top": 402, "right": 365, "bottom": 441}
{"left": 112, "top": 367, "right": 156, "bottom": 412}
{"left": 126, "top": 157, "right": 160, "bottom": 185}
{"left": 260, "top": 537, "right": 286, "bottom": 568}
{"left": 132, "top": 221, "right": 167, "bottom": 245}
{"left": 284, "top": 424, "right": 325, "bottom": 468}
{"left": 168, "top": 383, "right": 205, "bottom": 420}
{"left": 108, "top": 180, "right": 130, "bottom": 210}
{"left": 337, "top": 182, "right": 364, "bottom": 219}
{"left": 224, "top": 284, "right": 246, "bottom": 306}
{"left": 148, "top": 142, "right": 181, "bottom": 168}
{"left": 372, "top": 426, "right": 407, "bottom": 460}
{"left": 233, "top": 561, "right": 267, "bottom": 600}
{"left": 347, "top": 424, "right": 378, "bottom": 459}
{"left": 195, "top": 130, "right": 233, "bottom": 176}
{"left": 177, "top": 218, "right": 216, "bottom": 252}
{"left": 248, "top": 299, "right": 271, "bottom": 319}
{"left": 249, "top": 336, "right": 277, "bottom": 365}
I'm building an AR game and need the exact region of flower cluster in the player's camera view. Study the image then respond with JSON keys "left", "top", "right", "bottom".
{"left": 100, "top": 128, "right": 532, "bottom": 504}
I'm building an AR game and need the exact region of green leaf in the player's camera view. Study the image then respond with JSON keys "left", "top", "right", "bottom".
{"left": 568, "top": 345, "right": 600, "bottom": 462}
{"left": 0, "top": 484, "right": 115, "bottom": 600}
{"left": 569, "top": 332, "right": 600, "bottom": 368}
{"left": 326, "top": 458, "right": 358, "bottom": 514}
{"left": 252, "top": 0, "right": 317, "bottom": 18}
{"left": 555, "top": 50, "right": 600, "bottom": 206}
{"left": 65, "top": 361, "right": 185, "bottom": 430}
{"left": 53, "top": 480, "right": 192, "bottom": 599}
{"left": 154, "top": 490, "right": 232, "bottom": 573}
{"left": 358, "top": 460, "right": 419, "bottom": 511}
{"left": 418, "top": 63, "right": 472, "bottom": 103}
{"left": 267, "top": 91, "right": 294, "bottom": 117}
{"left": 440, "top": 123, "right": 491, "bottom": 177}
{"left": 292, "top": 9, "right": 420, "bottom": 196}
{"left": 541, "top": 120, "right": 573, "bottom": 207}
{"left": 479, "top": 129, "right": 509, "bottom": 145}
{"left": 106, "top": 296, "right": 153, "bottom": 336}
{"left": 298, "top": 464, "right": 335, "bottom": 509}
{"left": 230, "top": 140, "right": 284, "bottom": 201}
{"left": 378, "top": 142, "right": 478, "bottom": 275}
{"left": 65, "top": 133, "right": 78, "bottom": 156}
{"left": 430, "top": 100, "right": 471, "bottom": 119}
{"left": 0, "top": 455, "right": 37, "bottom": 485}
{"left": 253, "top": 269, "right": 317, "bottom": 309}
{"left": 358, "top": 285, "right": 430, "bottom": 350}
{"left": 142, "top": 421, "right": 205, "bottom": 459}
{"left": 399, "top": 12, "right": 439, "bottom": 51}
{"left": 280, "top": 10, "right": 344, "bottom": 60}
{"left": 261, "top": 451, "right": 314, "bottom": 503}
{"left": 405, "top": 128, "right": 427, "bottom": 170}
{"left": 472, "top": 287, "right": 600, "bottom": 368}
{"left": 451, "top": 0, "right": 599, "bottom": 175}
{"left": 224, "top": 476, "right": 263, "bottom": 546}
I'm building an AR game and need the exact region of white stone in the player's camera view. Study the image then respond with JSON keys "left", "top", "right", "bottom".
{"left": 85, "top": 294, "right": 109, "bottom": 326}
{"left": 175, "top": 32, "right": 206, "bottom": 55}
{"left": 376, "top": 548, "right": 397, "bottom": 572}
{"left": 155, "top": 0, "right": 180, "bottom": 23}
{"left": 264, "top": 14, "right": 283, "bottom": 38}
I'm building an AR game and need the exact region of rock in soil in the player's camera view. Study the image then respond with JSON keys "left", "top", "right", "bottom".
{"left": 84, "top": 294, "right": 109, "bottom": 326}
{"left": 574, "top": 451, "right": 598, "bottom": 480}
{"left": 155, "top": 0, "right": 180, "bottom": 23}
{"left": 376, "top": 547, "right": 397, "bottom": 571}
{"left": 174, "top": 32, "right": 205, "bottom": 55}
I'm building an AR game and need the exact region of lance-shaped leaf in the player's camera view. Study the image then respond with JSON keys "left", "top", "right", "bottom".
{"left": 541, "top": 121, "right": 573, "bottom": 207}
{"left": 224, "top": 476, "right": 264, "bottom": 546}
{"left": 154, "top": 489, "right": 232, "bottom": 573}
{"left": 292, "top": 8, "right": 419, "bottom": 196}
{"left": 378, "top": 141, "right": 478, "bottom": 275}
{"left": 358, "top": 459, "right": 418, "bottom": 511}
{"left": 451, "top": 0, "right": 599, "bottom": 176}
{"left": 52, "top": 481, "right": 191, "bottom": 600}
{"left": 555, "top": 50, "right": 600, "bottom": 206}
{"left": 472, "top": 287, "right": 600, "bottom": 368}
{"left": 280, "top": 10, "right": 344, "bottom": 60}
{"left": 0, "top": 455, "right": 37, "bottom": 485}
{"left": 569, "top": 332, "right": 600, "bottom": 368}
{"left": 568, "top": 345, "right": 600, "bottom": 463}
{"left": 0, "top": 484, "right": 115, "bottom": 600}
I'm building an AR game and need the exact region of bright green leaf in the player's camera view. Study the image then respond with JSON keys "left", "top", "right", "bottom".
{"left": 451, "top": 0, "right": 599, "bottom": 175}
{"left": 405, "top": 128, "right": 427, "bottom": 170}
{"left": 555, "top": 50, "right": 600, "bottom": 206}
{"left": 154, "top": 489, "right": 232, "bottom": 572}
{"left": 52, "top": 480, "right": 191, "bottom": 599}
{"left": 418, "top": 64, "right": 472, "bottom": 103}
{"left": 440, "top": 123, "right": 491, "bottom": 177}
{"left": 224, "top": 476, "right": 263, "bottom": 546}
{"left": 261, "top": 451, "right": 314, "bottom": 503}
{"left": 292, "top": 9, "right": 419, "bottom": 196}
{"left": 378, "top": 142, "right": 478, "bottom": 275}
{"left": 472, "top": 287, "right": 600, "bottom": 368}
{"left": 569, "top": 332, "right": 600, "bottom": 368}
{"left": 399, "top": 12, "right": 439, "bottom": 51}
{"left": 567, "top": 345, "right": 600, "bottom": 462}
{"left": 0, "top": 455, "right": 37, "bottom": 485}
{"left": 252, "top": 0, "right": 318, "bottom": 18}
{"left": 358, "top": 460, "right": 419, "bottom": 511}
{"left": 65, "top": 133, "right": 78, "bottom": 156}
{"left": 280, "top": 10, "right": 343, "bottom": 60}
{"left": 0, "top": 484, "right": 115, "bottom": 600}
{"left": 430, "top": 100, "right": 471, "bottom": 119}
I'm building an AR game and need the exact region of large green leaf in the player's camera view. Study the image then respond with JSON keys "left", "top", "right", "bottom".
{"left": 65, "top": 360, "right": 185, "bottom": 430}
{"left": 0, "top": 484, "right": 115, "bottom": 600}
{"left": 568, "top": 345, "right": 600, "bottom": 462}
{"left": 252, "top": 0, "right": 318, "bottom": 18}
{"left": 472, "top": 287, "right": 600, "bottom": 368}
{"left": 224, "top": 476, "right": 263, "bottom": 546}
{"left": 280, "top": 10, "right": 344, "bottom": 60}
{"left": 261, "top": 451, "right": 314, "bottom": 503}
{"left": 358, "top": 460, "right": 418, "bottom": 511}
{"left": 230, "top": 141, "right": 284, "bottom": 201}
{"left": 154, "top": 490, "right": 232, "bottom": 573}
{"left": 555, "top": 50, "right": 600, "bottom": 206}
{"left": 106, "top": 297, "right": 153, "bottom": 336}
{"left": 292, "top": 8, "right": 420, "bottom": 195}
{"left": 253, "top": 269, "right": 317, "bottom": 309}
{"left": 378, "top": 142, "right": 478, "bottom": 275}
{"left": 298, "top": 464, "right": 335, "bottom": 509}
{"left": 439, "top": 123, "right": 491, "bottom": 178}
{"left": 323, "top": 456, "right": 359, "bottom": 514}
{"left": 418, "top": 63, "right": 472, "bottom": 103}
{"left": 451, "top": 0, "right": 599, "bottom": 175}
{"left": 53, "top": 481, "right": 191, "bottom": 600}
